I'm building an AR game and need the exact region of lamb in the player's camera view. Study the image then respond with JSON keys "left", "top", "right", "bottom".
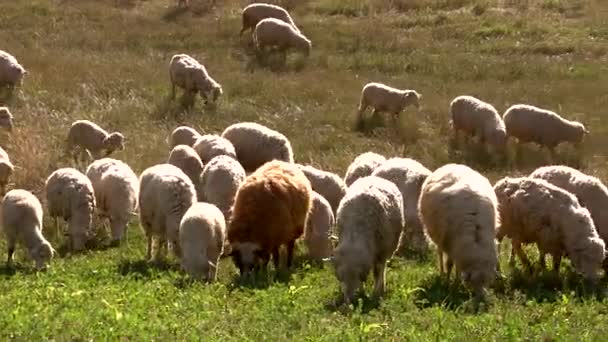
{"left": 0, "top": 146, "right": 14, "bottom": 196}
{"left": 0, "top": 50, "right": 27, "bottom": 92}
{"left": 450, "top": 95, "right": 507, "bottom": 150}
{"left": 221, "top": 122, "right": 294, "bottom": 173}
{"left": 297, "top": 164, "right": 346, "bottom": 214}
{"left": 343, "top": 152, "right": 386, "bottom": 187}
{"left": 356, "top": 82, "right": 421, "bottom": 131}
{"left": 66, "top": 120, "right": 125, "bottom": 166}
{"left": 371, "top": 158, "right": 432, "bottom": 254}
{"left": 169, "top": 54, "right": 222, "bottom": 107}
{"left": 503, "top": 104, "right": 588, "bottom": 151}
{"left": 240, "top": 3, "right": 299, "bottom": 36}
{"left": 304, "top": 191, "right": 335, "bottom": 261}
{"left": 192, "top": 134, "right": 237, "bottom": 165}
{"left": 0, "top": 107, "right": 14, "bottom": 131}
{"left": 45, "top": 168, "right": 96, "bottom": 252}
{"left": 199, "top": 155, "right": 246, "bottom": 221}
{"left": 167, "top": 145, "right": 204, "bottom": 192}
{"left": 139, "top": 164, "right": 197, "bottom": 262}
{"left": 331, "top": 176, "right": 404, "bottom": 305}
{"left": 494, "top": 176, "right": 605, "bottom": 281}
{"left": 418, "top": 164, "right": 499, "bottom": 299}
{"left": 228, "top": 160, "right": 312, "bottom": 275}
{"left": 85, "top": 158, "right": 139, "bottom": 245}
{"left": 167, "top": 126, "right": 202, "bottom": 148}
{"left": 179, "top": 202, "right": 226, "bottom": 281}
{"left": 1, "top": 189, "right": 55, "bottom": 270}
{"left": 253, "top": 18, "right": 311, "bottom": 62}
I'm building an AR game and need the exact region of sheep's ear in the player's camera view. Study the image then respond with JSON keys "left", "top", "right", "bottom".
{"left": 329, "top": 235, "right": 339, "bottom": 242}
{"left": 322, "top": 256, "right": 334, "bottom": 262}
{"left": 584, "top": 128, "right": 590, "bottom": 134}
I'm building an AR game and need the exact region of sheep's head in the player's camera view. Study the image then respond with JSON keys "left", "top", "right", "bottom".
{"left": 402, "top": 90, "right": 422, "bottom": 109}
{"left": 0, "top": 107, "right": 14, "bottom": 131}
{"left": 297, "top": 35, "right": 312, "bottom": 57}
{"left": 230, "top": 241, "right": 268, "bottom": 276}
{"left": 569, "top": 121, "right": 589, "bottom": 144}
{"left": 569, "top": 236, "right": 605, "bottom": 282}
{"left": 33, "top": 241, "right": 55, "bottom": 271}
{"left": 104, "top": 132, "right": 125, "bottom": 153}
{"left": 489, "top": 129, "right": 508, "bottom": 151}
{"left": 331, "top": 247, "right": 371, "bottom": 305}
{"left": 461, "top": 264, "right": 497, "bottom": 297}
{"left": 209, "top": 84, "right": 223, "bottom": 103}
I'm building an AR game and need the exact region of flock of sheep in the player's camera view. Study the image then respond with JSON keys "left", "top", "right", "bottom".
{"left": 0, "top": 2, "right": 603, "bottom": 307}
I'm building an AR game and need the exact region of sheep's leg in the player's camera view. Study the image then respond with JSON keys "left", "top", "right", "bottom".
{"left": 372, "top": 261, "right": 387, "bottom": 298}
{"left": 551, "top": 252, "right": 562, "bottom": 277}
{"left": 286, "top": 240, "right": 295, "bottom": 269}
{"left": 446, "top": 256, "right": 454, "bottom": 281}
{"left": 437, "top": 249, "right": 444, "bottom": 275}
{"left": 512, "top": 240, "right": 532, "bottom": 273}
{"left": 271, "top": 246, "right": 280, "bottom": 271}
{"left": 6, "top": 236, "right": 16, "bottom": 267}
{"left": 508, "top": 244, "right": 517, "bottom": 267}
{"left": 538, "top": 249, "right": 547, "bottom": 271}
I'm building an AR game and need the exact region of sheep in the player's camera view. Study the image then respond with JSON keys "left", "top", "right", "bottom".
{"left": 1, "top": 189, "right": 55, "bottom": 270}
{"left": 343, "top": 152, "right": 386, "bottom": 187}
{"left": 418, "top": 164, "right": 499, "bottom": 299}
{"left": 371, "top": 158, "right": 432, "bottom": 254}
{"left": 139, "top": 164, "right": 197, "bottom": 262}
{"left": 199, "top": 155, "right": 246, "bottom": 221}
{"left": 167, "top": 126, "right": 202, "bottom": 148}
{"left": 297, "top": 164, "right": 346, "bottom": 214}
{"left": 85, "top": 158, "right": 139, "bottom": 245}
{"left": 240, "top": 3, "right": 299, "bottom": 37}
{"left": 192, "top": 134, "right": 237, "bottom": 165}
{"left": 332, "top": 176, "right": 404, "bottom": 305}
{"left": 227, "top": 160, "right": 312, "bottom": 275}
{"left": 169, "top": 54, "right": 222, "bottom": 107}
{"left": 450, "top": 95, "right": 507, "bottom": 150}
{"left": 503, "top": 104, "right": 588, "bottom": 151}
{"left": 179, "top": 202, "right": 226, "bottom": 281}
{"left": 494, "top": 176, "right": 605, "bottom": 282}
{"left": 356, "top": 82, "right": 421, "bottom": 131}
{"left": 45, "top": 168, "right": 96, "bottom": 252}
{"left": 0, "top": 50, "right": 27, "bottom": 92}
{"left": 0, "top": 107, "right": 14, "bottom": 131}
{"left": 0, "top": 146, "right": 14, "bottom": 197}
{"left": 66, "top": 120, "right": 125, "bottom": 166}
{"left": 304, "top": 191, "right": 335, "bottom": 261}
{"left": 253, "top": 18, "right": 311, "bottom": 63}
{"left": 167, "top": 145, "right": 204, "bottom": 192}
{"left": 221, "top": 122, "right": 294, "bottom": 173}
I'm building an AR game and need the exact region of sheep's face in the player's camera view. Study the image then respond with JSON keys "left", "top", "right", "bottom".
{"left": 570, "top": 122, "right": 588, "bottom": 144}
{"left": 570, "top": 238, "right": 605, "bottom": 281}
{"left": 0, "top": 109, "right": 13, "bottom": 131}
{"left": 209, "top": 85, "right": 223, "bottom": 103}
{"left": 402, "top": 91, "right": 421, "bottom": 109}
{"left": 33, "top": 242, "right": 54, "bottom": 271}
{"left": 105, "top": 133, "right": 125, "bottom": 152}
{"left": 490, "top": 130, "right": 508, "bottom": 150}
{"left": 332, "top": 249, "right": 368, "bottom": 304}
{"left": 230, "top": 242, "right": 267, "bottom": 276}
{"left": 461, "top": 266, "right": 496, "bottom": 293}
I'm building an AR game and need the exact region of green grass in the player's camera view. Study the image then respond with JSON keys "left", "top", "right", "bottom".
{"left": 2, "top": 0, "right": 608, "bottom": 339}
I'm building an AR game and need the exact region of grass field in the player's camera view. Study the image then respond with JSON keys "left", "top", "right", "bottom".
{"left": 2, "top": 0, "right": 608, "bottom": 339}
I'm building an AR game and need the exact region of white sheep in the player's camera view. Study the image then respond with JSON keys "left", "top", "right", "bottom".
{"left": 169, "top": 54, "right": 222, "bottom": 107}
{"left": 199, "top": 155, "right": 246, "bottom": 221}
{"left": 240, "top": 3, "right": 299, "bottom": 36}
{"left": 45, "top": 168, "right": 96, "bottom": 252}
{"left": 418, "top": 164, "right": 499, "bottom": 299}
{"left": 356, "top": 82, "right": 421, "bottom": 130}
{"left": 139, "top": 163, "right": 197, "bottom": 262}
{"left": 0, "top": 50, "right": 27, "bottom": 92}
{"left": 0, "top": 146, "right": 14, "bottom": 197}
{"left": 67, "top": 120, "right": 125, "bottom": 166}
{"left": 168, "top": 145, "right": 204, "bottom": 192}
{"left": 305, "top": 191, "right": 335, "bottom": 261}
{"left": 0, "top": 107, "right": 14, "bottom": 131}
{"left": 450, "top": 95, "right": 507, "bottom": 150}
{"left": 192, "top": 134, "right": 237, "bottom": 165}
{"left": 221, "top": 122, "right": 294, "bottom": 172}
{"left": 297, "top": 164, "right": 346, "bottom": 215}
{"left": 503, "top": 104, "right": 588, "bottom": 151}
{"left": 343, "top": 152, "right": 386, "bottom": 187}
{"left": 253, "top": 18, "right": 311, "bottom": 62}
{"left": 372, "top": 157, "right": 432, "bottom": 254}
{"left": 179, "top": 202, "right": 226, "bottom": 281}
{"left": 1, "top": 189, "right": 55, "bottom": 270}
{"left": 85, "top": 158, "right": 139, "bottom": 245}
{"left": 332, "top": 176, "right": 404, "bottom": 305}
{"left": 167, "top": 126, "right": 202, "bottom": 148}
{"left": 494, "top": 176, "right": 605, "bottom": 281}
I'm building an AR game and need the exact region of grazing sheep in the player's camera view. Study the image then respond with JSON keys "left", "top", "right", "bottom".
{"left": 450, "top": 95, "right": 507, "bottom": 150}
{"left": 67, "top": 120, "right": 125, "bottom": 165}
{"left": 297, "top": 164, "right": 346, "bottom": 214}
{"left": 85, "top": 158, "right": 139, "bottom": 245}
{"left": 332, "top": 176, "right": 404, "bottom": 305}
{"left": 221, "top": 122, "right": 294, "bottom": 172}
{"left": 503, "top": 104, "right": 588, "bottom": 151}
{"left": 0, "top": 146, "right": 14, "bottom": 196}
{"left": 0, "top": 50, "right": 26, "bottom": 92}
{"left": 0, "top": 107, "right": 14, "bottom": 131}
{"left": 139, "top": 164, "right": 197, "bottom": 262}
{"left": 192, "top": 134, "right": 237, "bottom": 165}
{"left": 45, "top": 168, "right": 96, "bottom": 252}
{"left": 168, "top": 145, "right": 204, "bottom": 191}
{"left": 228, "top": 160, "right": 312, "bottom": 275}
{"left": 253, "top": 18, "right": 311, "bottom": 62}
{"left": 240, "top": 3, "right": 299, "bottom": 36}
{"left": 179, "top": 202, "right": 226, "bottom": 281}
{"left": 356, "top": 82, "right": 421, "bottom": 130}
{"left": 418, "top": 164, "right": 499, "bottom": 299}
{"left": 169, "top": 54, "right": 222, "bottom": 107}
{"left": 372, "top": 158, "right": 432, "bottom": 254}
{"left": 167, "top": 126, "right": 202, "bottom": 148}
{"left": 1, "top": 189, "right": 55, "bottom": 270}
{"left": 494, "top": 176, "right": 605, "bottom": 281}
{"left": 304, "top": 191, "right": 335, "bottom": 261}
{"left": 344, "top": 152, "right": 386, "bottom": 187}
{"left": 199, "top": 155, "right": 246, "bottom": 221}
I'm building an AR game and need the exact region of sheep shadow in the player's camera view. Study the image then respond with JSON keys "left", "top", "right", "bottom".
{"left": 448, "top": 137, "right": 508, "bottom": 170}
{"left": 323, "top": 292, "right": 383, "bottom": 314}
{"left": 162, "top": 7, "right": 189, "bottom": 22}
{"left": 0, "top": 263, "right": 32, "bottom": 277}
{"left": 413, "top": 275, "right": 476, "bottom": 311}
{"left": 117, "top": 259, "right": 179, "bottom": 279}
